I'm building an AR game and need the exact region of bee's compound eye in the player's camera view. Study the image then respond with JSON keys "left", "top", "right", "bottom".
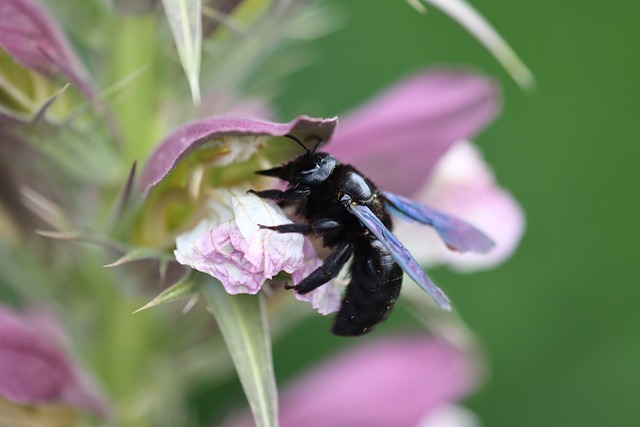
{"left": 300, "top": 164, "right": 320, "bottom": 175}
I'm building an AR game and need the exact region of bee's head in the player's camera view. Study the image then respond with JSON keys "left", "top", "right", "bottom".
{"left": 255, "top": 134, "right": 338, "bottom": 185}
{"left": 288, "top": 152, "right": 338, "bottom": 184}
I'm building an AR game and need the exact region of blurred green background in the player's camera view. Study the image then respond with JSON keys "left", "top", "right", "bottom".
{"left": 271, "top": 1, "right": 640, "bottom": 426}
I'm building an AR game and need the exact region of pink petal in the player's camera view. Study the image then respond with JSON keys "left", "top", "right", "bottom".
{"left": 328, "top": 69, "right": 500, "bottom": 196}
{"left": 223, "top": 336, "right": 478, "bottom": 427}
{"left": 174, "top": 191, "right": 306, "bottom": 294}
{"left": 0, "top": 0, "right": 95, "bottom": 98}
{"left": 139, "top": 115, "right": 338, "bottom": 197}
{"left": 176, "top": 219, "right": 268, "bottom": 294}
{"left": 395, "top": 142, "right": 525, "bottom": 271}
{"left": 0, "top": 307, "right": 108, "bottom": 416}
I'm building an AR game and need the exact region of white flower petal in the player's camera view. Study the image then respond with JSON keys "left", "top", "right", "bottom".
{"left": 174, "top": 189, "right": 344, "bottom": 312}
{"left": 230, "top": 191, "right": 305, "bottom": 276}
{"left": 395, "top": 141, "right": 525, "bottom": 272}
{"left": 416, "top": 404, "right": 480, "bottom": 427}
{"left": 174, "top": 190, "right": 306, "bottom": 294}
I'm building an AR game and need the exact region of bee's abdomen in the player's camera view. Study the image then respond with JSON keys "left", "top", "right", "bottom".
{"left": 331, "top": 239, "right": 403, "bottom": 336}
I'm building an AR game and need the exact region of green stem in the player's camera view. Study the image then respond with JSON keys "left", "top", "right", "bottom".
{"left": 202, "top": 276, "right": 279, "bottom": 427}
{"left": 107, "top": 14, "right": 162, "bottom": 165}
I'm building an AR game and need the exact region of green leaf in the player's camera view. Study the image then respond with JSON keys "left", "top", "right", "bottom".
{"left": 161, "top": 0, "right": 202, "bottom": 104}
{"left": 104, "top": 247, "right": 156, "bottom": 267}
{"left": 202, "top": 276, "right": 278, "bottom": 427}
{"left": 133, "top": 270, "right": 198, "bottom": 313}
{"left": 103, "top": 247, "right": 166, "bottom": 268}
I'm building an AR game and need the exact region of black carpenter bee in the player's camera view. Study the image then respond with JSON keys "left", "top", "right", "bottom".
{"left": 250, "top": 135, "right": 494, "bottom": 336}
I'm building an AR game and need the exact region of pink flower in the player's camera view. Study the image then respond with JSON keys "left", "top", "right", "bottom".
{"left": 329, "top": 69, "right": 499, "bottom": 196}
{"left": 0, "top": 0, "right": 95, "bottom": 98}
{"left": 223, "top": 335, "right": 480, "bottom": 427}
{"left": 0, "top": 306, "right": 108, "bottom": 417}
{"left": 174, "top": 190, "right": 304, "bottom": 294}
{"left": 174, "top": 191, "right": 342, "bottom": 313}
{"left": 329, "top": 69, "right": 524, "bottom": 271}
{"left": 142, "top": 116, "right": 343, "bottom": 313}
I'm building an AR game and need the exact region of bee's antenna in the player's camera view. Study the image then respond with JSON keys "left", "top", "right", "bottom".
{"left": 283, "top": 134, "right": 310, "bottom": 155}
{"left": 310, "top": 137, "right": 323, "bottom": 154}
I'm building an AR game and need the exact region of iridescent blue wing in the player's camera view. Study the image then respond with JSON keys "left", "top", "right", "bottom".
{"left": 382, "top": 191, "right": 495, "bottom": 253}
{"left": 343, "top": 199, "right": 451, "bottom": 311}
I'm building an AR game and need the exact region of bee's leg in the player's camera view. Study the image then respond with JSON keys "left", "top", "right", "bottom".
{"left": 260, "top": 222, "right": 312, "bottom": 234}
{"left": 259, "top": 219, "right": 341, "bottom": 235}
{"left": 291, "top": 241, "right": 353, "bottom": 294}
{"left": 247, "top": 186, "right": 310, "bottom": 204}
